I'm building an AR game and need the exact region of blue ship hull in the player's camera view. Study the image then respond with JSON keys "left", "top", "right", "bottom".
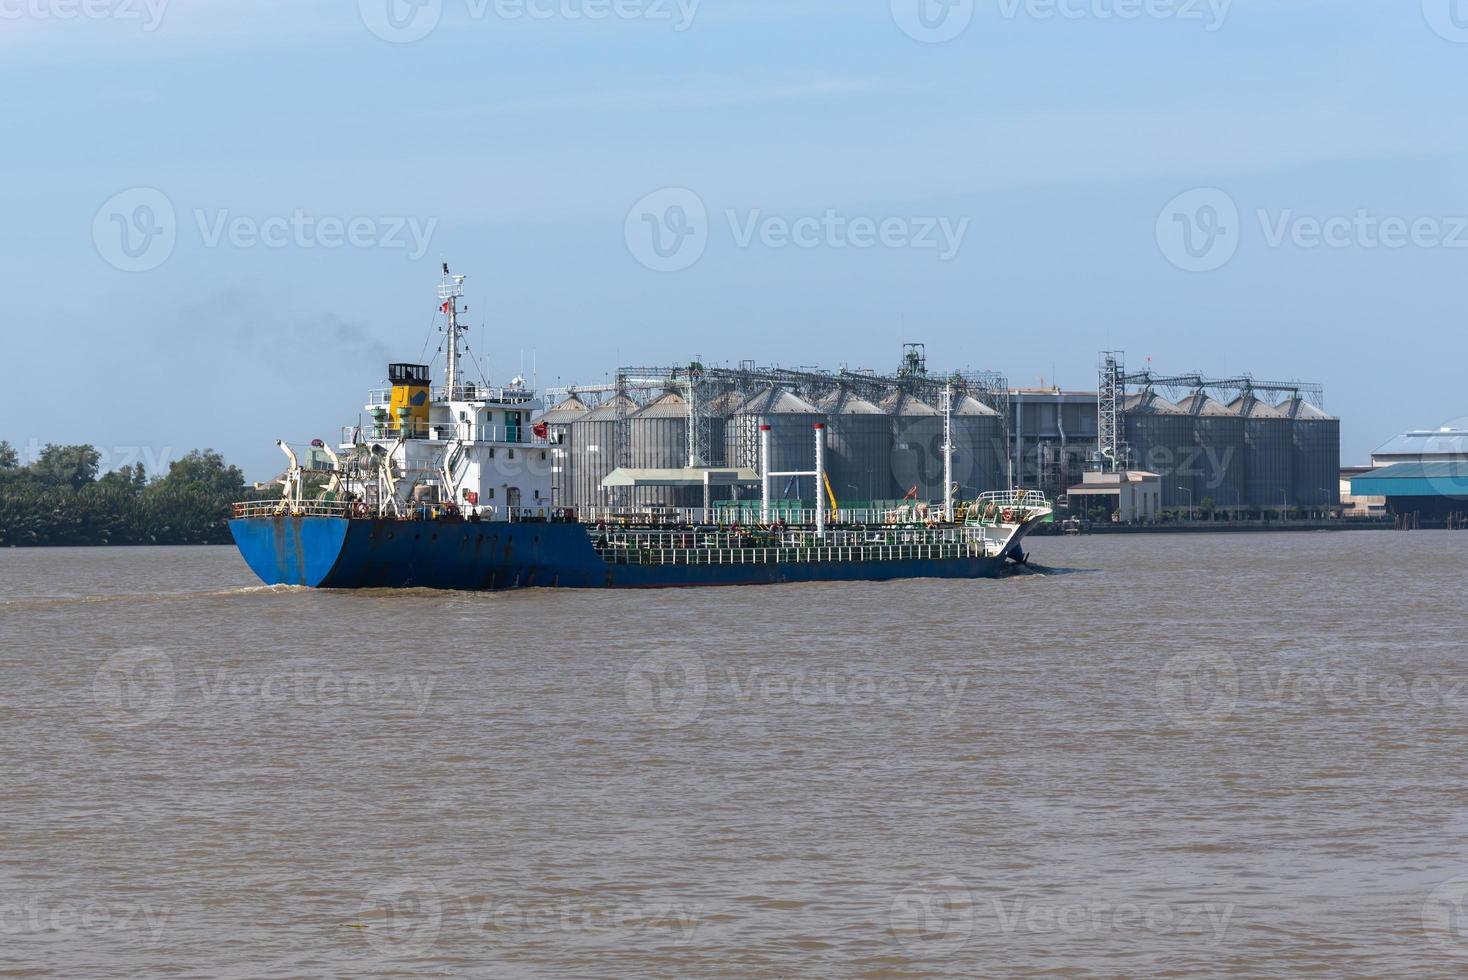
{"left": 228, "top": 517, "right": 1019, "bottom": 590}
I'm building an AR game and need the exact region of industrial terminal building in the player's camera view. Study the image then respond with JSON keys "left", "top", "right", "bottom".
{"left": 1347, "top": 429, "right": 1468, "bottom": 524}
{"left": 543, "top": 348, "right": 1340, "bottom": 519}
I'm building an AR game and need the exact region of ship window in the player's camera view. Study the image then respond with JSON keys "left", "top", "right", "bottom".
{"left": 508, "top": 449, "right": 515, "bottom": 459}
{"left": 487, "top": 488, "right": 495, "bottom": 500}
{"left": 489, "top": 448, "right": 495, "bottom": 458}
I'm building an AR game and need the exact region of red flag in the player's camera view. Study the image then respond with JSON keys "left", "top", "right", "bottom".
{"left": 532, "top": 421, "right": 549, "bottom": 440}
{"left": 441, "top": 301, "right": 451, "bottom": 313}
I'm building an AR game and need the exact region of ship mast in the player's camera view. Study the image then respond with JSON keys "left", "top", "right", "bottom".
{"left": 439, "top": 263, "right": 467, "bottom": 398}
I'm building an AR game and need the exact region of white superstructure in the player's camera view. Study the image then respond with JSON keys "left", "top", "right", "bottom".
{"left": 297, "top": 264, "right": 556, "bottom": 520}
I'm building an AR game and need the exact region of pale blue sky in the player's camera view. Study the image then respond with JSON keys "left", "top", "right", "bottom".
{"left": 4, "top": 0, "right": 1465, "bottom": 478}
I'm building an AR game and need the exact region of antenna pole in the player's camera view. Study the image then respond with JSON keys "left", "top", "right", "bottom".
{"left": 943, "top": 383, "right": 954, "bottom": 523}
{"left": 439, "top": 263, "right": 467, "bottom": 398}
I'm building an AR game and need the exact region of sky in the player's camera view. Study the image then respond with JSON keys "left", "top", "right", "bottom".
{"left": 3, "top": 0, "right": 1466, "bottom": 480}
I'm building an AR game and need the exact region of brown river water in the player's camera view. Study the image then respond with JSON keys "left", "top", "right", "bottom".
{"left": 2, "top": 530, "right": 1468, "bottom": 977}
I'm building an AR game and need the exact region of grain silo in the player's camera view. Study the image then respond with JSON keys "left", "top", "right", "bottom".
{"left": 569, "top": 393, "right": 637, "bottom": 511}
{"left": 1227, "top": 394, "right": 1292, "bottom": 512}
{"left": 539, "top": 394, "right": 589, "bottom": 508}
{"left": 1175, "top": 391, "right": 1245, "bottom": 511}
{"left": 1123, "top": 390, "right": 1194, "bottom": 510}
{"left": 818, "top": 389, "right": 892, "bottom": 506}
{"left": 952, "top": 394, "right": 1005, "bottom": 496}
{"left": 628, "top": 390, "right": 693, "bottom": 508}
{"left": 729, "top": 388, "right": 825, "bottom": 502}
{"left": 1279, "top": 397, "right": 1341, "bottom": 508}
{"left": 884, "top": 391, "right": 945, "bottom": 502}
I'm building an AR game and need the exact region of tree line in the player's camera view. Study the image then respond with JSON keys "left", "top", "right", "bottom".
{"left": 0, "top": 442, "right": 270, "bottom": 546}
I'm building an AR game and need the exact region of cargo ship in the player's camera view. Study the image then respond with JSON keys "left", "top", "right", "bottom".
{"left": 228, "top": 267, "right": 1051, "bottom": 590}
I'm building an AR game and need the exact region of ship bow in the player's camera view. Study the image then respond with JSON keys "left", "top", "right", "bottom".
{"left": 228, "top": 516, "right": 350, "bottom": 587}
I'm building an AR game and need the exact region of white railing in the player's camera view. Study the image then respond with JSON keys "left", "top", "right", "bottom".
{"left": 232, "top": 500, "right": 353, "bottom": 519}
{"left": 365, "top": 385, "right": 538, "bottom": 406}
{"left": 590, "top": 525, "right": 1005, "bottom": 565}
{"left": 343, "top": 423, "right": 552, "bottom": 447}
{"left": 977, "top": 490, "right": 1051, "bottom": 510}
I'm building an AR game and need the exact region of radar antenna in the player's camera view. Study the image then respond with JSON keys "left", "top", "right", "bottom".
{"left": 438, "top": 263, "right": 467, "bottom": 398}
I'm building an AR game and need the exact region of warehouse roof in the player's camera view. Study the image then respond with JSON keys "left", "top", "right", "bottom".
{"left": 1351, "top": 462, "right": 1468, "bottom": 498}
{"left": 1372, "top": 429, "right": 1468, "bottom": 460}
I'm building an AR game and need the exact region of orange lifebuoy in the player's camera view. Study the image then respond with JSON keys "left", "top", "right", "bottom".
{"left": 1001, "top": 508, "right": 1015, "bottom": 523}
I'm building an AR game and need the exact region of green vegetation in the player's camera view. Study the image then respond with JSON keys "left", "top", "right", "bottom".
{"left": 0, "top": 442, "right": 268, "bottom": 546}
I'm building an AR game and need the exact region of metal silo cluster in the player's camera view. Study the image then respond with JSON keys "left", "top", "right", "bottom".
{"left": 541, "top": 394, "right": 589, "bottom": 507}
{"left": 952, "top": 394, "right": 1005, "bottom": 497}
{"left": 569, "top": 393, "right": 636, "bottom": 511}
{"left": 727, "top": 388, "right": 826, "bottom": 501}
{"left": 1279, "top": 397, "right": 1341, "bottom": 507}
{"left": 628, "top": 390, "right": 694, "bottom": 508}
{"left": 1123, "top": 390, "right": 1195, "bottom": 510}
{"left": 1175, "top": 392, "right": 1245, "bottom": 510}
{"left": 884, "top": 392, "right": 945, "bottom": 501}
{"left": 1228, "top": 394, "right": 1292, "bottom": 511}
{"left": 818, "top": 390, "right": 892, "bottom": 505}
